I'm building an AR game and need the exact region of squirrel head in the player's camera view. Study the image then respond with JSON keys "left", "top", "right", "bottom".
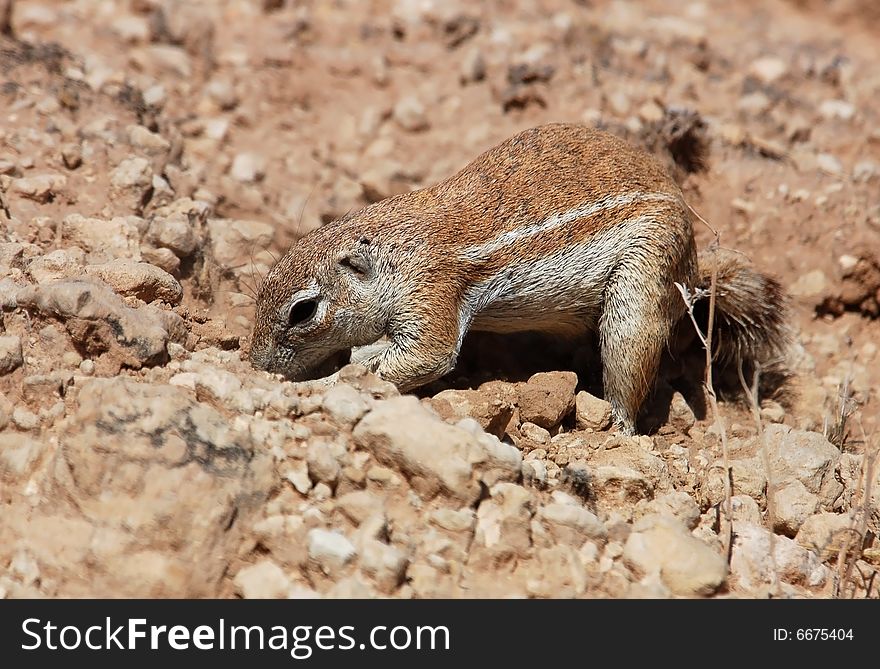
{"left": 249, "top": 227, "right": 387, "bottom": 381}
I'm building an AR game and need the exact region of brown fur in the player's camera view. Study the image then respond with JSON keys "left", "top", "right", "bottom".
{"left": 250, "top": 123, "right": 789, "bottom": 433}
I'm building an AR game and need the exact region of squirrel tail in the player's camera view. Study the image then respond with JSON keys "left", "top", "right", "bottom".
{"left": 695, "top": 247, "right": 792, "bottom": 369}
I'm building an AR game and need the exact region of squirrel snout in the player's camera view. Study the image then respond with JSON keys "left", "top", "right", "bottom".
{"left": 247, "top": 336, "right": 348, "bottom": 382}
{"left": 247, "top": 339, "right": 276, "bottom": 372}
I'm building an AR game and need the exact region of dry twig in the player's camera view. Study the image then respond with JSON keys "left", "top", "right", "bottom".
{"left": 675, "top": 240, "right": 733, "bottom": 562}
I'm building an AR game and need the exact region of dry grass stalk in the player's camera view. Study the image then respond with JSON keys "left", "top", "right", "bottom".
{"left": 737, "top": 362, "right": 782, "bottom": 597}
{"left": 834, "top": 417, "right": 877, "bottom": 598}
{"left": 675, "top": 240, "right": 733, "bottom": 562}
{"left": 824, "top": 375, "right": 856, "bottom": 449}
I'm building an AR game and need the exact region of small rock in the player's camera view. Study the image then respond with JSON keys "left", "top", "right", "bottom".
{"left": 474, "top": 482, "right": 534, "bottom": 557}
{"left": 731, "top": 521, "right": 828, "bottom": 592}
{"left": 141, "top": 247, "right": 180, "bottom": 275}
{"left": 520, "top": 421, "right": 550, "bottom": 444}
{"left": 365, "top": 465, "right": 398, "bottom": 486}
{"left": 147, "top": 212, "right": 199, "bottom": 258}
{"left": 307, "top": 441, "right": 341, "bottom": 487}
{"left": 518, "top": 371, "right": 577, "bottom": 429}
{"left": 143, "top": 84, "right": 167, "bottom": 108}
{"left": 110, "top": 157, "right": 153, "bottom": 190}
{"left": 15, "top": 3, "right": 57, "bottom": 27}
{"left": 522, "top": 458, "right": 547, "bottom": 484}
{"left": 749, "top": 56, "right": 788, "bottom": 84}
{"left": 152, "top": 174, "right": 175, "bottom": 207}
{"left": 816, "top": 153, "right": 843, "bottom": 175}
{"left": 10, "top": 550, "right": 40, "bottom": 586}
{"left": 427, "top": 509, "right": 474, "bottom": 537}
{"left": 127, "top": 125, "right": 171, "bottom": 154}
{"left": 459, "top": 48, "right": 486, "bottom": 84}
{"left": 139, "top": 44, "right": 192, "bottom": 78}
{"left": 623, "top": 514, "right": 728, "bottom": 596}
{"left": 111, "top": 15, "right": 151, "bottom": 43}
{"left": 589, "top": 464, "right": 654, "bottom": 505}
{"left": 853, "top": 159, "right": 879, "bottom": 182}
{"left": 718, "top": 123, "right": 748, "bottom": 146}
{"left": 839, "top": 255, "right": 861, "bottom": 272}
{"left": 724, "top": 457, "right": 767, "bottom": 501}
{"left": 637, "top": 100, "right": 665, "bottom": 124}
{"left": 189, "top": 364, "right": 243, "bottom": 404}
{"left": 208, "top": 218, "right": 274, "bottom": 268}
{"left": 539, "top": 502, "right": 606, "bottom": 545}
{"left": 12, "top": 406, "right": 40, "bottom": 431}
{"left": 790, "top": 269, "right": 829, "bottom": 299}
{"left": 730, "top": 494, "right": 763, "bottom": 524}
{"left": 321, "top": 384, "right": 369, "bottom": 426}
{"left": 668, "top": 392, "right": 696, "bottom": 434}
{"left": 230, "top": 152, "right": 266, "bottom": 183}
{"left": 13, "top": 279, "right": 170, "bottom": 368}
{"left": 0, "top": 335, "right": 23, "bottom": 375}
{"left": 795, "top": 512, "right": 853, "bottom": 558}
{"left": 359, "top": 539, "right": 408, "bottom": 593}
{"left": 61, "top": 215, "right": 140, "bottom": 259}
{"left": 590, "top": 439, "right": 670, "bottom": 491}
{"left": 429, "top": 386, "right": 515, "bottom": 438}
{"left": 234, "top": 560, "right": 291, "bottom": 599}
{"left": 353, "top": 396, "right": 520, "bottom": 504}
{"left": 61, "top": 143, "right": 83, "bottom": 169}
{"left": 0, "top": 433, "right": 44, "bottom": 479}
{"left": 61, "top": 351, "right": 82, "bottom": 367}
{"left": 737, "top": 92, "right": 772, "bottom": 116}
{"left": 818, "top": 99, "right": 855, "bottom": 121}
{"left": 639, "top": 491, "right": 700, "bottom": 529}
{"left": 575, "top": 391, "right": 611, "bottom": 430}
{"left": 774, "top": 480, "right": 820, "bottom": 536}
{"left": 206, "top": 77, "right": 239, "bottom": 110}
{"left": 337, "top": 490, "right": 381, "bottom": 525}
{"left": 606, "top": 90, "right": 630, "bottom": 116}
{"left": 526, "top": 545, "right": 586, "bottom": 598}
{"left": 84, "top": 259, "right": 183, "bottom": 304}
{"left": 393, "top": 95, "right": 430, "bottom": 132}
{"left": 284, "top": 460, "right": 312, "bottom": 495}
{"left": 10, "top": 174, "right": 67, "bottom": 203}
{"left": 308, "top": 528, "right": 357, "bottom": 574}
{"left": 763, "top": 424, "right": 841, "bottom": 507}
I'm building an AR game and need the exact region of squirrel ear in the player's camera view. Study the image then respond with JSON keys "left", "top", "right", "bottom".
{"left": 337, "top": 242, "right": 374, "bottom": 280}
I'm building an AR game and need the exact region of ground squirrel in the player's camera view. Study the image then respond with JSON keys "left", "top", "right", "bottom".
{"left": 250, "top": 123, "right": 789, "bottom": 433}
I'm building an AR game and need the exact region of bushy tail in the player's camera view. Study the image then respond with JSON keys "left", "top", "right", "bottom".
{"left": 696, "top": 248, "right": 791, "bottom": 369}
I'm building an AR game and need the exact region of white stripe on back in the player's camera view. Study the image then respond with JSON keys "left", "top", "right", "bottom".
{"left": 459, "top": 191, "right": 678, "bottom": 260}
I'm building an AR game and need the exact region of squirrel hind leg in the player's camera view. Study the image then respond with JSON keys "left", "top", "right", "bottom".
{"left": 599, "top": 262, "right": 683, "bottom": 434}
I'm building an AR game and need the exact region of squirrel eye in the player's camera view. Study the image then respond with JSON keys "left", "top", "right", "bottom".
{"left": 287, "top": 298, "right": 319, "bottom": 327}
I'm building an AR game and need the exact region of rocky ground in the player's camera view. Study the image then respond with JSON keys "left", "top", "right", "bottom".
{"left": 0, "top": 0, "right": 878, "bottom": 598}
